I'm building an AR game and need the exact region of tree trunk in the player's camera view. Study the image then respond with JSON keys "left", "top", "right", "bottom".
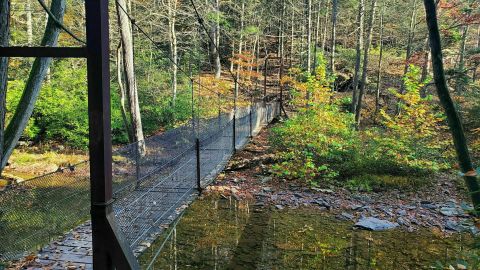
{"left": 0, "top": 0, "right": 9, "bottom": 175}
{"left": 235, "top": 0, "right": 245, "bottom": 97}
{"left": 424, "top": 0, "right": 480, "bottom": 213}
{"left": 116, "top": 0, "right": 145, "bottom": 155}
{"left": 312, "top": 0, "right": 322, "bottom": 73}
{"left": 168, "top": 0, "right": 178, "bottom": 106}
{"left": 1, "top": 0, "right": 65, "bottom": 171}
{"left": 473, "top": 25, "right": 480, "bottom": 82}
{"left": 306, "top": 0, "right": 312, "bottom": 74}
{"left": 354, "top": 0, "right": 377, "bottom": 127}
{"left": 26, "top": 0, "right": 33, "bottom": 45}
{"left": 211, "top": 0, "right": 221, "bottom": 79}
{"left": 420, "top": 35, "right": 430, "bottom": 97}
{"left": 329, "top": 0, "right": 338, "bottom": 73}
{"left": 374, "top": 4, "right": 384, "bottom": 117}
{"left": 399, "top": 0, "right": 418, "bottom": 97}
{"left": 321, "top": 2, "right": 329, "bottom": 53}
{"left": 116, "top": 44, "right": 134, "bottom": 142}
{"left": 455, "top": 24, "right": 469, "bottom": 95}
{"left": 351, "top": 0, "right": 365, "bottom": 113}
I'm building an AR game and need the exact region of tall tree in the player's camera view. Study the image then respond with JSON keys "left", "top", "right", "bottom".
{"left": 329, "top": 0, "right": 338, "bottom": 73}
{"left": 374, "top": 3, "right": 384, "bottom": 116}
{"left": 424, "top": 0, "right": 480, "bottom": 213}
{"left": 1, "top": 0, "right": 66, "bottom": 171}
{"left": 351, "top": 0, "right": 365, "bottom": 113}
{"left": 306, "top": 0, "right": 313, "bottom": 74}
{"left": 355, "top": 0, "right": 377, "bottom": 126}
{"left": 455, "top": 24, "right": 469, "bottom": 94}
{"left": 116, "top": 0, "right": 146, "bottom": 155}
{"left": 0, "top": 0, "right": 9, "bottom": 176}
{"left": 211, "top": 0, "right": 222, "bottom": 79}
{"left": 399, "top": 0, "right": 418, "bottom": 100}
{"left": 168, "top": 0, "right": 179, "bottom": 105}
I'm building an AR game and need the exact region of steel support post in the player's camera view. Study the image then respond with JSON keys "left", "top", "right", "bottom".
{"left": 85, "top": 1, "right": 139, "bottom": 269}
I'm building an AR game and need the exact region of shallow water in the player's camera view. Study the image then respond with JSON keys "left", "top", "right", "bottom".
{"left": 139, "top": 195, "right": 477, "bottom": 270}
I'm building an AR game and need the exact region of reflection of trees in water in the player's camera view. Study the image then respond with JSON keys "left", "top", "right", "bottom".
{"left": 141, "top": 196, "right": 474, "bottom": 270}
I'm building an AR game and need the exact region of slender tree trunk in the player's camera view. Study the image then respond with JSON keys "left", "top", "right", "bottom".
{"left": 355, "top": 0, "right": 377, "bottom": 127}
{"left": 211, "top": 0, "right": 221, "bottom": 79}
{"left": 312, "top": 0, "right": 322, "bottom": 73}
{"left": 374, "top": 4, "right": 384, "bottom": 117}
{"left": 168, "top": 0, "right": 178, "bottom": 106}
{"left": 0, "top": 0, "right": 9, "bottom": 175}
{"left": 473, "top": 25, "right": 480, "bottom": 82}
{"left": 26, "top": 0, "right": 33, "bottom": 45}
{"left": 306, "top": 0, "right": 312, "bottom": 74}
{"left": 329, "top": 0, "right": 338, "bottom": 73}
{"left": 116, "top": 0, "right": 145, "bottom": 155}
{"left": 230, "top": 39, "right": 235, "bottom": 73}
{"left": 420, "top": 35, "right": 431, "bottom": 97}
{"left": 1, "top": 0, "right": 65, "bottom": 171}
{"left": 351, "top": 0, "right": 365, "bottom": 113}
{"left": 424, "top": 0, "right": 480, "bottom": 213}
{"left": 290, "top": 3, "right": 295, "bottom": 67}
{"left": 235, "top": 0, "right": 245, "bottom": 97}
{"left": 400, "top": 0, "right": 418, "bottom": 93}
{"left": 117, "top": 44, "right": 134, "bottom": 142}
{"left": 455, "top": 24, "right": 469, "bottom": 95}
{"left": 321, "top": 2, "right": 329, "bottom": 53}
{"left": 290, "top": 2, "right": 295, "bottom": 67}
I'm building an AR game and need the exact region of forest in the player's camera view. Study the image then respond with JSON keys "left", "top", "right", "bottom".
{"left": 1, "top": 0, "right": 480, "bottom": 268}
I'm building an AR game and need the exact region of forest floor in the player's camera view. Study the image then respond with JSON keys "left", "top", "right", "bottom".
{"left": 205, "top": 120, "right": 480, "bottom": 235}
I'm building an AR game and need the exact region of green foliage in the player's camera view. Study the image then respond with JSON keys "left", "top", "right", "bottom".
{"left": 271, "top": 65, "right": 451, "bottom": 189}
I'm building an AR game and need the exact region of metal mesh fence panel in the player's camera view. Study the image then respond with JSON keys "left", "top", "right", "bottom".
{"left": 0, "top": 162, "right": 91, "bottom": 261}
{"left": 0, "top": 100, "right": 279, "bottom": 262}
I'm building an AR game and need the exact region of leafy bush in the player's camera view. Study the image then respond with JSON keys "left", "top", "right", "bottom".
{"left": 271, "top": 64, "right": 452, "bottom": 189}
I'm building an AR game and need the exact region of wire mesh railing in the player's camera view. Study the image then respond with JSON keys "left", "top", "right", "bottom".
{"left": 0, "top": 100, "right": 280, "bottom": 262}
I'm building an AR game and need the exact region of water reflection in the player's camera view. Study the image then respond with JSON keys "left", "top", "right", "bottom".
{"left": 139, "top": 195, "right": 474, "bottom": 269}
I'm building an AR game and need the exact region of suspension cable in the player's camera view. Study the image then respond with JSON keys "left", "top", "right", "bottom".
{"left": 36, "top": 0, "right": 86, "bottom": 45}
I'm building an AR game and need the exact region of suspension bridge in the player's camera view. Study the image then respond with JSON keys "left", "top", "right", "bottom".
{"left": 0, "top": 0, "right": 287, "bottom": 268}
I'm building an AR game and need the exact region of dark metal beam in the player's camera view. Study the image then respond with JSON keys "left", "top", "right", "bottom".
{"left": 85, "top": 0, "right": 138, "bottom": 269}
{"left": 0, "top": 47, "right": 87, "bottom": 58}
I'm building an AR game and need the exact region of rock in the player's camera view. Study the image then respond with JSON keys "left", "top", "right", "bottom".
{"left": 261, "top": 176, "right": 272, "bottom": 184}
{"left": 420, "top": 202, "right": 437, "bottom": 209}
{"left": 354, "top": 217, "right": 399, "bottom": 231}
{"left": 337, "top": 212, "right": 354, "bottom": 220}
{"left": 397, "top": 209, "right": 407, "bottom": 216}
{"left": 439, "top": 207, "right": 462, "bottom": 217}
{"left": 275, "top": 204, "right": 284, "bottom": 210}
{"left": 313, "top": 199, "right": 331, "bottom": 209}
{"left": 351, "top": 204, "right": 363, "bottom": 211}
{"left": 397, "top": 217, "right": 410, "bottom": 226}
{"left": 445, "top": 220, "right": 459, "bottom": 231}
{"left": 457, "top": 264, "right": 467, "bottom": 270}
{"left": 262, "top": 187, "right": 272, "bottom": 192}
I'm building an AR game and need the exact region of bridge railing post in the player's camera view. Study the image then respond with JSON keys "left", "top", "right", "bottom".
{"left": 195, "top": 138, "right": 202, "bottom": 193}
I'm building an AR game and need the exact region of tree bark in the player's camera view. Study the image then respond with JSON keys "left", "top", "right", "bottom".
{"left": 116, "top": 0, "right": 145, "bottom": 155}
{"left": 424, "top": 0, "right": 480, "bottom": 213}
{"left": 354, "top": 0, "right": 377, "bottom": 127}
{"left": 399, "top": 0, "right": 418, "bottom": 98}
{"left": 2, "top": 0, "right": 65, "bottom": 171}
{"left": 0, "top": 0, "right": 9, "bottom": 175}
{"left": 306, "top": 0, "right": 312, "bottom": 74}
{"left": 116, "top": 44, "right": 134, "bottom": 142}
{"left": 374, "top": 4, "right": 384, "bottom": 116}
{"left": 312, "top": 0, "right": 322, "bottom": 73}
{"left": 211, "top": 0, "right": 222, "bottom": 79}
{"left": 26, "top": 0, "right": 33, "bottom": 45}
{"left": 455, "top": 24, "right": 469, "bottom": 95}
{"left": 420, "top": 35, "right": 431, "bottom": 97}
{"left": 168, "top": 0, "right": 178, "bottom": 105}
{"left": 351, "top": 0, "right": 365, "bottom": 113}
{"left": 329, "top": 0, "right": 338, "bottom": 73}
{"left": 321, "top": 2, "right": 329, "bottom": 53}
